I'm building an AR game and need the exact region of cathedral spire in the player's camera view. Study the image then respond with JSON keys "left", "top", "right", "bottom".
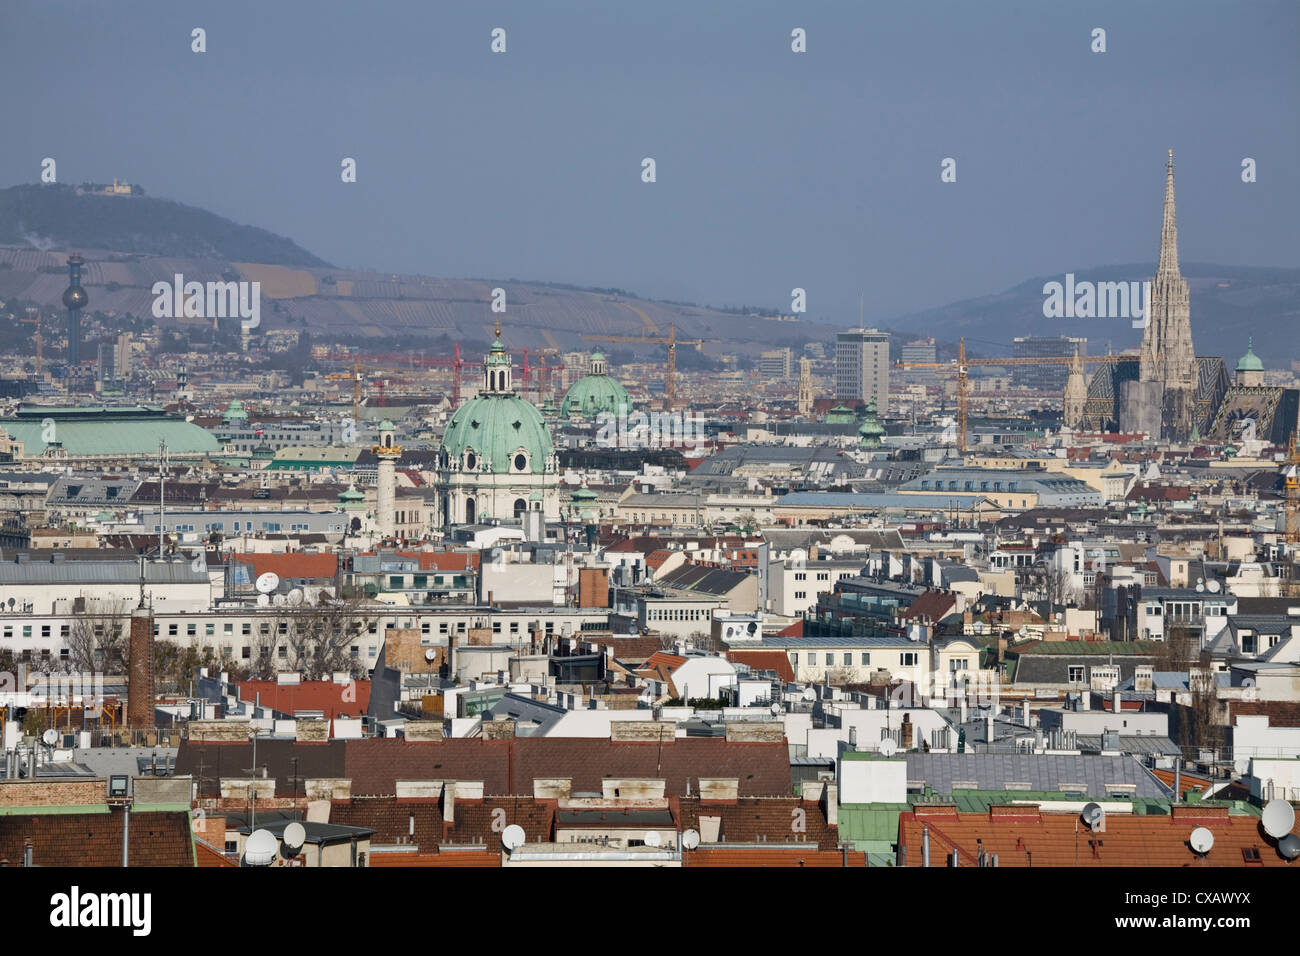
{"left": 1157, "top": 149, "right": 1179, "bottom": 278}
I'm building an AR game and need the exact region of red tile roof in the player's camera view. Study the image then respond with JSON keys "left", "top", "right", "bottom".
{"left": 897, "top": 806, "right": 1300, "bottom": 867}
{"left": 232, "top": 552, "right": 339, "bottom": 580}
{"left": 0, "top": 811, "right": 194, "bottom": 867}
{"left": 727, "top": 650, "right": 796, "bottom": 683}
{"left": 235, "top": 679, "right": 370, "bottom": 720}
{"left": 180, "top": 736, "right": 793, "bottom": 800}
{"left": 688, "top": 847, "right": 866, "bottom": 867}
{"left": 775, "top": 619, "right": 804, "bottom": 637}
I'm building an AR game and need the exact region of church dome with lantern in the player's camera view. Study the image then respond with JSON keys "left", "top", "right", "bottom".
{"left": 561, "top": 350, "right": 630, "bottom": 419}
{"left": 434, "top": 325, "right": 559, "bottom": 527}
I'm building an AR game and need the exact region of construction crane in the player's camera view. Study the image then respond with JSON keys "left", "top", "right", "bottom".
{"left": 583, "top": 324, "right": 704, "bottom": 409}
{"left": 896, "top": 337, "right": 1127, "bottom": 453}
{"left": 20, "top": 307, "right": 43, "bottom": 376}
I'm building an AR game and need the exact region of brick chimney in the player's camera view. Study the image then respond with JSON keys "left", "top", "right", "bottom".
{"left": 127, "top": 606, "right": 154, "bottom": 729}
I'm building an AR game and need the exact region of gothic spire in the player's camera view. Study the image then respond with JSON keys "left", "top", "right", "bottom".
{"left": 1157, "top": 149, "right": 1179, "bottom": 278}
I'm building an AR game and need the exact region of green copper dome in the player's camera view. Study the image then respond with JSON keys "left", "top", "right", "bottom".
{"left": 222, "top": 400, "right": 248, "bottom": 424}
{"left": 561, "top": 350, "right": 630, "bottom": 419}
{"left": 857, "top": 399, "right": 885, "bottom": 448}
{"left": 1236, "top": 338, "right": 1263, "bottom": 373}
{"left": 440, "top": 328, "right": 554, "bottom": 474}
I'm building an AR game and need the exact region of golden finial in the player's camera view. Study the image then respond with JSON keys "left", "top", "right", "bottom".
{"left": 494, "top": 318, "right": 501, "bottom": 338}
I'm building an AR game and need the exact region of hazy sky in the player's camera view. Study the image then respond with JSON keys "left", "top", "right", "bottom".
{"left": 4, "top": 0, "right": 1297, "bottom": 323}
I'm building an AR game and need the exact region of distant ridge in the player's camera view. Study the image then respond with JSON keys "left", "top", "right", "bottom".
{"left": 885, "top": 263, "right": 1300, "bottom": 366}
{"left": 0, "top": 183, "right": 328, "bottom": 267}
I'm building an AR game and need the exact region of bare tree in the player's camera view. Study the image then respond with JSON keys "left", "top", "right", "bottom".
{"left": 65, "top": 598, "right": 132, "bottom": 679}
{"left": 274, "top": 596, "right": 375, "bottom": 680}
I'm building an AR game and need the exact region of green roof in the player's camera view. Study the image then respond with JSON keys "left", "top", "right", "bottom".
{"left": 441, "top": 392, "right": 554, "bottom": 474}
{"left": 561, "top": 373, "right": 631, "bottom": 420}
{"left": 1236, "top": 338, "right": 1264, "bottom": 372}
{"left": 4, "top": 406, "right": 220, "bottom": 458}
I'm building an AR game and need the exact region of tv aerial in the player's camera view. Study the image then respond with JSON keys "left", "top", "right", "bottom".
{"left": 1261, "top": 799, "right": 1295, "bottom": 839}
{"left": 501, "top": 824, "right": 526, "bottom": 851}
{"left": 1189, "top": 826, "right": 1214, "bottom": 855}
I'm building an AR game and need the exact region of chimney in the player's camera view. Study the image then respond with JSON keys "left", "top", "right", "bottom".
{"left": 1173, "top": 763, "right": 1181, "bottom": 803}
{"left": 921, "top": 827, "right": 930, "bottom": 868}
{"left": 442, "top": 783, "right": 455, "bottom": 825}
{"left": 1113, "top": 688, "right": 1121, "bottom": 715}
{"left": 985, "top": 713, "right": 994, "bottom": 744}
{"left": 901, "top": 714, "right": 914, "bottom": 750}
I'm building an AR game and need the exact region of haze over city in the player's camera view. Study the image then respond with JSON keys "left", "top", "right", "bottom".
{"left": 5, "top": 0, "right": 1297, "bottom": 320}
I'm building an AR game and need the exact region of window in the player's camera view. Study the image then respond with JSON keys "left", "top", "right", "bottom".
{"left": 861, "top": 653, "right": 870, "bottom": 665}
{"left": 1068, "top": 665, "right": 1085, "bottom": 683}
{"left": 843, "top": 653, "right": 852, "bottom": 666}
{"left": 901, "top": 653, "right": 917, "bottom": 667}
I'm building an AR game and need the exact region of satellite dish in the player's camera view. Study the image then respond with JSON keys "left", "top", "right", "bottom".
{"left": 1207, "top": 580, "right": 1221, "bottom": 593}
{"left": 770, "top": 702, "right": 782, "bottom": 715}
{"left": 879, "top": 739, "right": 898, "bottom": 757}
{"left": 1278, "top": 833, "right": 1300, "bottom": 861}
{"left": 1189, "top": 826, "right": 1214, "bottom": 854}
{"left": 1262, "top": 799, "right": 1296, "bottom": 839}
{"left": 282, "top": 822, "right": 306, "bottom": 856}
{"left": 1195, "top": 583, "right": 1205, "bottom": 593}
{"left": 643, "top": 831, "right": 662, "bottom": 848}
{"left": 1081, "top": 803, "right": 1104, "bottom": 829}
{"left": 682, "top": 828, "right": 700, "bottom": 850}
{"left": 1018, "top": 626, "right": 1029, "bottom": 638}
{"left": 288, "top": 588, "right": 304, "bottom": 606}
{"left": 424, "top": 648, "right": 437, "bottom": 662}
{"left": 255, "top": 572, "right": 280, "bottom": 594}
{"left": 802, "top": 687, "right": 816, "bottom": 702}
{"left": 243, "top": 828, "right": 278, "bottom": 866}
{"left": 256, "top": 593, "right": 269, "bottom": 607}
{"left": 272, "top": 594, "right": 286, "bottom": 606}
{"left": 41, "top": 729, "right": 58, "bottom": 747}
{"left": 501, "top": 824, "right": 526, "bottom": 851}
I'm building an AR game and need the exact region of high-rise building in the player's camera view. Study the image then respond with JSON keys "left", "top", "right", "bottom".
{"left": 1012, "top": 336, "right": 1087, "bottom": 390}
{"left": 759, "top": 348, "right": 793, "bottom": 380}
{"left": 835, "top": 328, "right": 890, "bottom": 410}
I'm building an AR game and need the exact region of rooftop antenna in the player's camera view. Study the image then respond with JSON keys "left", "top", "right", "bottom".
{"left": 137, "top": 550, "right": 147, "bottom": 609}
{"left": 157, "top": 439, "right": 169, "bottom": 559}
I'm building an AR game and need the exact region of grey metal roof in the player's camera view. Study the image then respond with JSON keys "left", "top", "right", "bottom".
{"left": 0, "top": 558, "right": 207, "bottom": 585}
{"left": 903, "top": 752, "right": 1169, "bottom": 798}
{"left": 1074, "top": 735, "right": 1182, "bottom": 756}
